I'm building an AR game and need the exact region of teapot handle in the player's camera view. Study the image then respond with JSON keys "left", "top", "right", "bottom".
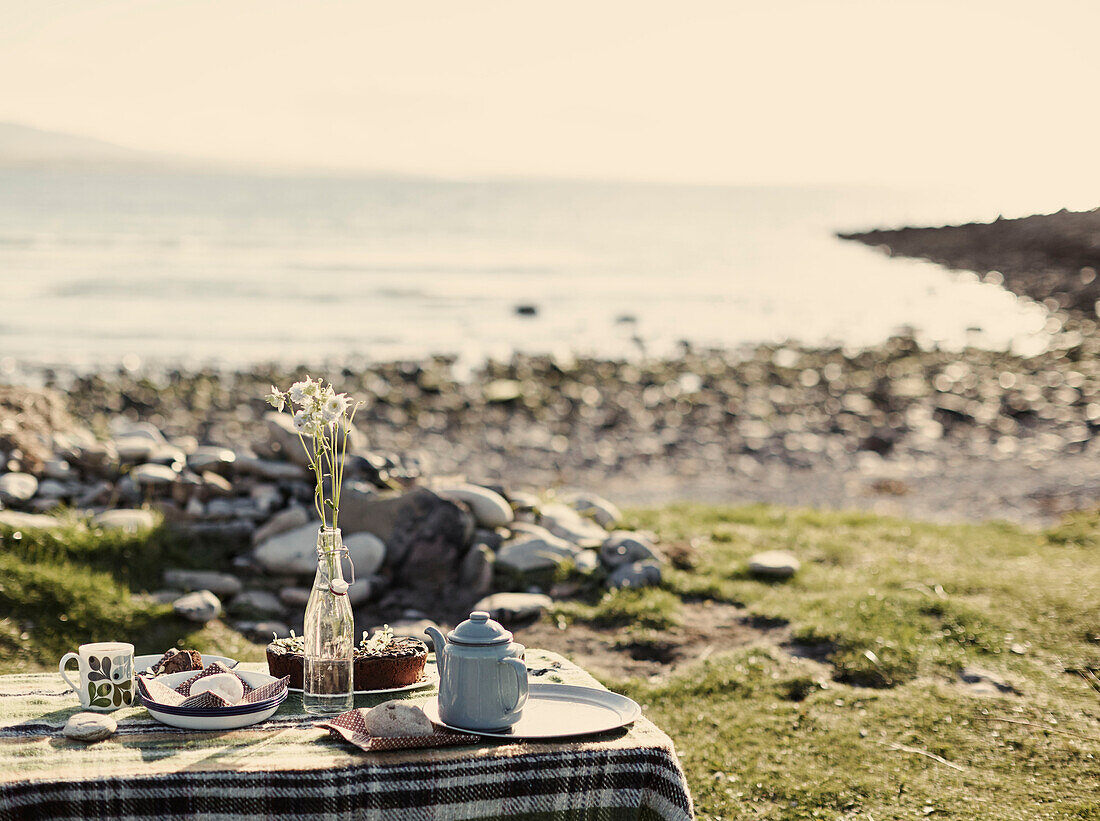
{"left": 499, "top": 657, "right": 529, "bottom": 713}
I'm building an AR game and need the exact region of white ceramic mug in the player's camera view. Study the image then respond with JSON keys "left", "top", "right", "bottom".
{"left": 59, "top": 642, "right": 135, "bottom": 711}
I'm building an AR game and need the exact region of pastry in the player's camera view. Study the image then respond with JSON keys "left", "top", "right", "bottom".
{"left": 145, "top": 648, "right": 203, "bottom": 676}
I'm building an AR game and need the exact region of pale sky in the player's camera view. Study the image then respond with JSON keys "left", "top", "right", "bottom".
{"left": 1, "top": 0, "right": 1097, "bottom": 186}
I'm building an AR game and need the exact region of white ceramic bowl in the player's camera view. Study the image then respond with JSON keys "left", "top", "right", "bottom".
{"left": 142, "top": 669, "right": 286, "bottom": 730}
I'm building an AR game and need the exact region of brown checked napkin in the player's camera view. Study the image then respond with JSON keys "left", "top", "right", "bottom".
{"left": 138, "top": 662, "right": 289, "bottom": 710}
{"left": 319, "top": 708, "right": 478, "bottom": 752}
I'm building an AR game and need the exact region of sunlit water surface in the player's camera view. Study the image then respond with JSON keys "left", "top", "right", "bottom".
{"left": 0, "top": 171, "right": 1067, "bottom": 372}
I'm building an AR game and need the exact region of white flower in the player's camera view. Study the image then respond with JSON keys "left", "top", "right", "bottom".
{"left": 321, "top": 392, "right": 349, "bottom": 423}
{"left": 288, "top": 380, "right": 311, "bottom": 406}
{"left": 265, "top": 386, "right": 285, "bottom": 411}
{"left": 292, "top": 410, "right": 314, "bottom": 435}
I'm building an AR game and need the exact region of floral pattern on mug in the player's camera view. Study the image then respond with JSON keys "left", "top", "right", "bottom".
{"left": 85, "top": 655, "right": 134, "bottom": 708}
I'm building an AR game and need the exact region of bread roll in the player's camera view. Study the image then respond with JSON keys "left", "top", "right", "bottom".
{"left": 364, "top": 700, "right": 434, "bottom": 737}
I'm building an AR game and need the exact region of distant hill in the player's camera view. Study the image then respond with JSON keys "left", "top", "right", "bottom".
{"left": 0, "top": 122, "right": 164, "bottom": 167}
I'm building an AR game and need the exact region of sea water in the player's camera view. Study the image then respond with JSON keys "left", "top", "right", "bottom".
{"left": 0, "top": 169, "right": 1069, "bottom": 370}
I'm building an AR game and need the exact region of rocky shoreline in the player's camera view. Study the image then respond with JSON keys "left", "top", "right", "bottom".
{"left": 8, "top": 320, "right": 1100, "bottom": 528}
{"left": 840, "top": 207, "right": 1100, "bottom": 321}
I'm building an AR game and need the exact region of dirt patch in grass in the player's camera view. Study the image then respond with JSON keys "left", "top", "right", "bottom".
{"left": 516, "top": 599, "right": 795, "bottom": 681}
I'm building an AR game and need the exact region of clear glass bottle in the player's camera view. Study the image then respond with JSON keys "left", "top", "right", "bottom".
{"left": 302, "top": 527, "right": 354, "bottom": 714}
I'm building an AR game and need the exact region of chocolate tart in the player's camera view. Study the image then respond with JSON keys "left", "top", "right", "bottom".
{"left": 266, "top": 632, "right": 428, "bottom": 691}
{"left": 353, "top": 637, "right": 427, "bottom": 690}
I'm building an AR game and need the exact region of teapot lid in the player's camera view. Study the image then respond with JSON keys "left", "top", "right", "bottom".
{"left": 447, "top": 611, "right": 513, "bottom": 646}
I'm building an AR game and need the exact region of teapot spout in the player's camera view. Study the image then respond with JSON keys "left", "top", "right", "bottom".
{"left": 424, "top": 625, "right": 447, "bottom": 679}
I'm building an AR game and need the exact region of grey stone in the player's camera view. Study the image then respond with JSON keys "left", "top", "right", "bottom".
{"left": 496, "top": 534, "right": 580, "bottom": 573}
{"left": 63, "top": 712, "right": 117, "bottom": 742}
{"left": 130, "top": 463, "right": 178, "bottom": 486}
{"left": 434, "top": 483, "right": 514, "bottom": 528}
{"left": 252, "top": 505, "right": 309, "bottom": 546}
{"left": 748, "top": 550, "right": 801, "bottom": 579}
{"left": 507, "top": 521, "right": 558, "bottom": 541}
{"left": 71, "top": 442, "right": 117, "bottom": 472}
{"left": 342, "top": 532, "right": 387, "bottom": 577}
{"left": 538, "top": 502, "right": 608, "bottom": 547}
{"left": 94, "top": 509, "right": 156, "bottom": 532}
{"left": 230, "top": 589, "right": 284, "bottom": 617}
{"left": 460, "top": 544, "right": 495, "bottom": 597}
{"left": 253, "top": 523, "right": 387, "bottom": 577}
{"left": 148, "top": 589, "right": 183, "bottom": 605}
{"left": 75, "top": 481, "right": 114, "bottom": 507}
{"left": 115, "top": 476, "right": 141, "bottom": 504}
{"left": 173, "top": 590, "right": 222, "bottom": 623}
{"left": 235, "top": 620, "right": 290, "bottom": 641}
{"left": 474, "top": 592, "right": 552, "bottom": 623}
{"left": 607, "top": 560, "right": 662, "bottom": 589}
{"left": 200, "top": 471, "right": 233, "bottom": 498}
{"left": 42, "top": 458, "right": 73, "bottom": 480}
{"left": 234, "top": 455, "right": 308, "bottom": 481}
{"left": 187, "top": 447, "right": 237, "bottom": 472}
{"left": 113, "top": 436, "right": 158, "bottom": 464}
{"left": 278, "top": 586, "right": 311, "bottom": 607}
{"left": 473, "top": 528, "right": 503, "bottom": 552}
{"left": 34, "top": 479, "right": 70, "bottom": 500}
{"left": 959, "top": 668, "right": 1020, "bottom": 695}
{"left": 0, "top": 472, "right": 37, "bottom": 504}
{"left": 561, "top": 491, "right": 622, "bottom": 529}
{"left": 600, "top": 531, "right": 662, "bottom": 568}
{"left": 506, "top": 491, "right": 539, "bottom": 512}
{"left": 347, "top": 578, "right": 372, "bottom": 607}
{"left": 573, "top": 549, "right": 601, "bottom": 574}
{"left": 0, "top": 510, "right": 62, "bottom": 529}
{"left": 111, "top": 420, "right": 165, "bottom": 443}
{"left": 163, "top": 569, "right": 243, "bottom": 597}
{"left": 250, "top": 483, "right": 281, "bottom": 514}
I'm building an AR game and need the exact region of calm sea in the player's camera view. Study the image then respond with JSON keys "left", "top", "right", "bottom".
{"left": 0, "top": 169, "right": 1062, "bottom": 372}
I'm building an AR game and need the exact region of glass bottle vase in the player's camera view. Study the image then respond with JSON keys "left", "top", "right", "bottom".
{"left": 302, "top": 527, "right": 354, "bottom": 714}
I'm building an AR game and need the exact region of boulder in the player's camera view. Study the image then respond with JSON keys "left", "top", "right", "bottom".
{"left": 561, "top": 491, "right": 622, "bottom": 529}
{"left": 0, "top": 511, "right": 62, "bottom": 530}
{"left": 474, "top": 592, "right": 552, "bottom": 623}
{"left": 234, "top": 456, "right": 307, "bottom": 481}
{"left": 230, "top": 589, "right": 285, "bottom": 617}
{"left": 342, "top": 532, "right": 386, "bottom": 577}
{"left": 92, "top": 508, "right": 156, "bottom": 534}
{"left": 600, "top": 531, "right": 662, "bottom": 568}
{"left": 748, "top": 550, "right": 801, "bottom": 579}
{"left": 538, "top": 502, "right": 608, "bottom": 547}
{"left": 252, "top": 505, "right": 309, "bottom": 546}
{"left": 94, "top": 509, "right": 156, "bottom": 532}
{"left": 0, "top": 472, "right": 37, "bottom": 504}
{"left": 63, "top": 712, "right": 117, "bottom": 743}
{"left": 496, "top": 534, "right": 580, "bottom": 573}
{"left": 253, "top": 523, "right": 387, "bottom": 577}
{"left": 173, "top": 590, "right": 222, "bottom": 623}
{"left": 278, "top": 586, "right": 311, "bottom": 607}
{"left": 130, "top": 463, "right": 178, "bottom": 486}
{"left": 607, "top": 560, "right": 662, "bottom": 589}
{"left": 434, "top": 483, "right": 513, "bottom": 528}
{"left": 459, "top": 544, "right": 495, "bottom": 598}
{"left": 187, "top": 447, "right": 237, "bottom": 473}
{"left": 41, "top": 458, "right": 72, "bottom": 480}
{"left": 573, "top": 549, "right": 601, "bottom": 575}
{"left": 163, "top": 569, "right": 242, "bottom": 597}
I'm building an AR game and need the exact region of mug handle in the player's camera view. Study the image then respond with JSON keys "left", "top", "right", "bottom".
{"left": 59, "top": 653, "right": 81, "bottom": 697}
{"left": 499, "top": 657, "right": 529, "bottom": 713}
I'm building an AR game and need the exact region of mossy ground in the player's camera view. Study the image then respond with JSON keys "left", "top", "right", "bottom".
{"left": 2, "top": 503, "right": 1098, "bottom": 819}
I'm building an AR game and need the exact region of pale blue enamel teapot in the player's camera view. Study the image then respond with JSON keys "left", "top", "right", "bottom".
{"left": 426, "top": 612, "right": 529, "bottom": 731}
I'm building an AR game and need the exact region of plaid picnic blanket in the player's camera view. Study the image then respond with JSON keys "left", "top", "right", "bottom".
{"left": 0, "top": 650, "right": 693, "bottom": 821}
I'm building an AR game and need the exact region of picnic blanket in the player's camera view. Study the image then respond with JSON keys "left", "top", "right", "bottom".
{"left": 0, "top": 650, "right": 693, "bottom": 821}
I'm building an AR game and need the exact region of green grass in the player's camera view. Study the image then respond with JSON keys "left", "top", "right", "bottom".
{"left": 605, "top": 504, "right": 1100, "bottom": 820}
{"left": 2, "top": 502, "right": 1098, "bottom": 818}
{"left": 0, "top": 512, "right": 259, "bottom": 671}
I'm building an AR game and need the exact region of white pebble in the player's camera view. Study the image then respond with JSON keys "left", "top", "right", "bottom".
{"left": 63, "top": 712, "right": 117, "bottom": 742}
